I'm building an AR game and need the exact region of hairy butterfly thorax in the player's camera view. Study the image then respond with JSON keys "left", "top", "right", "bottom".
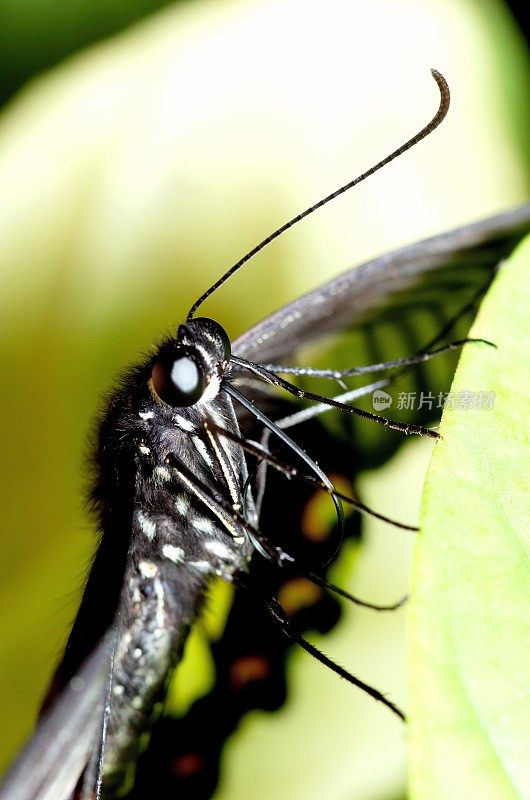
{"left": 60, "top": 318, "right": 256, "bottom": 794}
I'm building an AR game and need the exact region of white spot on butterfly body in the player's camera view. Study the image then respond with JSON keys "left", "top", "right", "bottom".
{"left": 175, "top": 494, "right": 190, "bottom": 515}
{"left": 204, "top": 540, "right": 235, "bottom": 560}
{"left": 162, "top": 544, "right": 185, "bottom": 563}
{"left": 113, "top": 684, "right": 124, "bottom": 696}
{"left": 139, "top": 411, "right": 154, "bottom": 420}
{"left": 139, "top": 443, "right": 151, "bottom": 456}
{"left": 136, "top": 510, "right": 157, "bottom": 540}
{"left": 153, "top": 576, "right": 165, "bottom": 627}
{"left": 174, "top": 415, "right": 194, "bottom": 432}
{"left": 192, "top": 517, "right": 214, "bottom": 534}
{"left": 189, "top": 560, "right": 215, "bottom": 574}
{"left": 138, "top": 560, "right": 158, "bottom": 578}
{"left": 154, "top": 465, "right": 172, "bottom": 483}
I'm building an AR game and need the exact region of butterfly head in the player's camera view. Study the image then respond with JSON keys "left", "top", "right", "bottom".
{"left": 149, "top": 317, "right": 231, "bottom": 408}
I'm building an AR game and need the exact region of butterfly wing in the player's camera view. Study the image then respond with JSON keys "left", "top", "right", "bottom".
{"left": 0, "top": 637, "right": 113, "bottom": 800}
{"left": 236, "top": 202, "right": 530, "bottom": 469}
{"left": 233, "top": 203, "right": 530, "bottom": 362}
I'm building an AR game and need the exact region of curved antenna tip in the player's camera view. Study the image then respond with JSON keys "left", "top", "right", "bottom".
{"left": 430, "top": 69, "right": 450, "bottom": 110}
{"left": 188, "top": 68, "right": 451, "bottom": 319}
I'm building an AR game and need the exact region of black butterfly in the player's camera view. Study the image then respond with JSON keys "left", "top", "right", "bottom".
{"left": 2, "top": 69, "right": 530, "bottom": 800}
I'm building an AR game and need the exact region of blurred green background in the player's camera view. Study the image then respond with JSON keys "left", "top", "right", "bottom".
{"left": 0, "top": 1, "right": 529, "bottom": 798}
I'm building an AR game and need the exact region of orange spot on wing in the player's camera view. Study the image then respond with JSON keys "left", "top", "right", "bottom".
{"left": 300, "top": 474, "right": 353, "bottom": 541}
{"left": 277, "top": 577, "right": 323, "bottom": 616}
{"left": 172, "top": 752, "right": 205, "bottom": 778}
{"left": 229, "top": 655, "right": 271, "bottom": 689}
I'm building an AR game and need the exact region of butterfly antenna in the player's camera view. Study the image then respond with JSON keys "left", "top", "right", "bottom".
{"left": 188, "top": 69, "right": 449, "bottom": 319}
{"left": 266, "top": 596, "right": 406, "bottom": 720}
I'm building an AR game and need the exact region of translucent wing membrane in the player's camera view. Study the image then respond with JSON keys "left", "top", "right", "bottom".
{"left": 233, "top": 203, "right": 530, "bottom": 363}
{"left": 0, "top": 637, "right": 113, "bottom": 800}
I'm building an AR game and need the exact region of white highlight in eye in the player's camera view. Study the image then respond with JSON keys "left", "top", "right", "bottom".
{"left": 139, "top": 411, "right": 154, "bottom": 420}
{"left": 162, "top": 544, "right": 185, "bottom": 564}
{"left": 192, "top": 517, "right": 214, "bottom": 534}
{"left": 175, "top": 494, "right": 190, "bottom": 515}
{"left": 171, "top": 358, "right": 199, "bottom": 392}
{"left": 133, "top": 648, "right": 142, "bottom": 659}
{"left": 204, "top": 540, "right": 234, "bottom": 560}
{"left": 138, "top": 560, "right": 158, "bottom": 578}
{"left": 136, "top": 510, "right": 157, "bottom": 540}
{"left": 154, "top": 465, "right": 172, "bottom": 483}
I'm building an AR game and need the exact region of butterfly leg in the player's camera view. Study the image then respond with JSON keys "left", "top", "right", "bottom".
{"left": 266, "top": 596, "right": 406, "bottom": 721}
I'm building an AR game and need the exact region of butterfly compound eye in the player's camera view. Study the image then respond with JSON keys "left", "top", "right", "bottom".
{"left": 151, "top": 352, "right": 205, "bottom": 407}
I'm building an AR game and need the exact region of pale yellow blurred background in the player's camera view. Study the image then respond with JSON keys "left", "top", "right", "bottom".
{"left": 0, "top": 1, "right": 528, "bottom": 798}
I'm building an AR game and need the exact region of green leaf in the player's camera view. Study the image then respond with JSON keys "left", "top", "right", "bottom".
{"left": 408, "top": 236, "right": 530, "bottom": 799}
